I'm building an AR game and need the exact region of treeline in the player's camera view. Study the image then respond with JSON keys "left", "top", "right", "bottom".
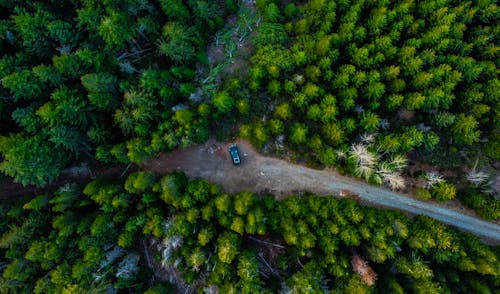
{"left": 0, "top": 0, "right": 238, "bottom": 186}
{"left": 217, "top": 0, "right": 500, "bottom": 216}
{"left": 1, "top": 172, "right": 498, "bottom": 292}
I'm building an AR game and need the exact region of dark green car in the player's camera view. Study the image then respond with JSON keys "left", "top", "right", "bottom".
{"left": 229, "top": 145, "right": 241, "bottom": 165}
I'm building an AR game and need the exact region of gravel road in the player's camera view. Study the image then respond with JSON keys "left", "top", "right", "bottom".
{"left": 142, "top": 139, "right": 500, "bottom": 244}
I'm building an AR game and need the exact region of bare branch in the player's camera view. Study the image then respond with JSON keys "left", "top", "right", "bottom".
{"left": 248, "top": 236, "right": 286, "bottom": 249}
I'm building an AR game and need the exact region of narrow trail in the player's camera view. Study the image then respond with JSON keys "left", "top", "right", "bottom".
{"left": 142, "top": 139, "right": 500, "bottom": 244}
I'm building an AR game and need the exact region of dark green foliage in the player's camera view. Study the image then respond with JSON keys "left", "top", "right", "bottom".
{"left": 2, "top": 70, "right": 43, "bottom": 101}
{"left": 460, "top": 188, "right": 500, "bottom": 220}
{"left": 98, "top": 10, "right": 136, "bottom": 49}
{"left": 0, "top": 134, "right": 66, "bottom": 186}
{"left": 0, "top": 0, "right": 232, "bottom": 186}
{"left": 158, "top": 22, "right": 199, "bottom": 63}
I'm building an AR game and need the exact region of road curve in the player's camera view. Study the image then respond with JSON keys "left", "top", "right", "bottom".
{"left": 142, "top": 139, "right": 500, "bottom": 244}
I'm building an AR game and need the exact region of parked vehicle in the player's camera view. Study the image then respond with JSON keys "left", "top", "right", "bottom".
{"left": 229, "top": 145, "right": 241, "bottom": 165}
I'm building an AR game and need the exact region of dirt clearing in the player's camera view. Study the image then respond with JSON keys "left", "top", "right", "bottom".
{"left": 142, "top": 139, "right": 500, "bottom": 244}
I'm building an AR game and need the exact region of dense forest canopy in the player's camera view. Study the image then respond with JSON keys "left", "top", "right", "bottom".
{"left": 238, "top": 0, "right": 499, "bottom": 157}
{"left": 224, "top": 0, "right": 500, "bottom": 217}
{"left": 0, "top": 0, "right": 237, "bottom": 186}
{"left": 0, "top": 172, "right": 498, "bottom": 292}
{"left": 0, "top": 0, "right": 499, "bottom": 218}
{"left": 0, "top": 0, "right": 499, "bottom": 292}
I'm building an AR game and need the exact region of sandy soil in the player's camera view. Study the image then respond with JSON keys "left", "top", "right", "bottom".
{"left": 142, "top": 139, "right": 500, "bottom": 244}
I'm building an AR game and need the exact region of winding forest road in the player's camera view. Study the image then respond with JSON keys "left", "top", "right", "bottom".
{"left": 142, "top": 139, "right": 500, "bottom": 244}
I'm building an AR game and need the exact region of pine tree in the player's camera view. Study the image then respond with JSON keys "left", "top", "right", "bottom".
{"left": 450, "top": 114, "right": 480, "bottom": 145}
{"left": 0, "top": 134, "right": 66, "bottom": 186}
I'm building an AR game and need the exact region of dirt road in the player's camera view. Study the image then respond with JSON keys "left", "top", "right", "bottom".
{"left": 142, "top": 139, "right": 500, "bottom": 244}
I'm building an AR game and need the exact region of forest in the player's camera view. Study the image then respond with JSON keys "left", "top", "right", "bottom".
{"left": 229, "top": 0, "right": 500, "bottom": 218}
{"left": 0, "top": 0, "right": 499, "bottom": 292}
{"left": 1, "top": 0, "right": 499, "bottom": 217}
{"left": 0, "top": 171, "right": 498, "bottom": 292}
{"left": 0, "top": 0, "right": 240, "bottom": 187}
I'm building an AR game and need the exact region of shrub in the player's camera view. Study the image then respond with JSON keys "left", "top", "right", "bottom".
{"left": 431, "top": 181, "right": 456, "bottom": 201}
{"left": 415, "top": 187, "right": 431, "bottom": 200}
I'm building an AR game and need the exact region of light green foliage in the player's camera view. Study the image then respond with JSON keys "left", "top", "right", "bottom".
{"left": 235, "top": 0, "right": 500, "bottom": 218}
{"left": 252, "top": 123, "right": 269, "bottom": 146}
{"left": 215, "top": 193, "right": 231, "bottom": 213}
{"left": 124, "top": 172, "right": 156, "bottom": 194}
{"left": 187, "top": 247, "right": 207, "bottom": 271}
{"left": 450, "top": 114, "right": 480, "bottom": 145}
{"left": 307, "top": 104, "right": 321, "bottom": 121}
{"left": 52, "top": 53, "right": 82, "bottom": 78}
{"left": 217, "top": 232, "right": 240, "bottom": 263}
{"left": 415, "top": 188, "right": 432, "bottom": 200}
{"left": 126, "top": 138, "right": 153, "bottom": 163}
{"left": 267, "top": 119, "right": 284, "bottom": 135}
{"left": 275, "top": 102, "right": 293, "bottom": 120}
{"left": 32, "top": 64, "right": 62, "bottom": 85}
{"left": 51, "top": 184, "right": 81, "bottom": 212}
{"left": 289, "top": 123, "right": 308, "bottom": 145}
{"left": 213, "top": 91, "right": 234, "bottom": 113}
{"left": 1, "top": 174, "right": 499, "bottom": 292}
{"left": 322, "top": 122, "right": 344, "bottom": 146}
{"left": 395, "top": 256, "right": 434, "bottom": 280}
{"left": 122, "top": 93, "right": 159, "bottom": 134}
{"left": 230, "top": 217, "right": 245, "bottom": 234}
{"left": 237, "top": 251, "right": 262, "bottom": 291}
{"left": 284, "top": 261, "right": 325, "bottom": 293}
{"left": 198, "top": 227, "right": 214, "bottom": 246}
{"left": 431, "top": 181, "right": 457, "bottom": 201}
{"left": 110, "top": 143, "right": 130, "bottom": 164}
{"left": 360, "top": 112, "right": 380, "bottom": 132}
{"left": 460, "top": 188, "right": 500, "bottom": 220}
{"left": 318, "top": 146, "right": 337, "bottom": 165}
{"left": 234, "top": 191, "right": 254, "bottom": 215}
{"left": 405, "top": 93, "right": 426, "bottom": 110}
{"left": 235, "top": 99, "right": 249, "bottom": 115}
{"left": 254, "top": 23, "right": 288, "bottom": 46}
